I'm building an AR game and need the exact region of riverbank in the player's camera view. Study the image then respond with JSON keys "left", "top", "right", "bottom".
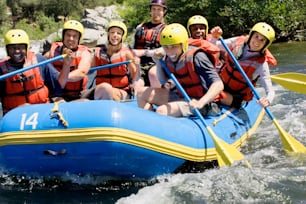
{"left": 294, "top": 29, "right": 306, "bottom": 41}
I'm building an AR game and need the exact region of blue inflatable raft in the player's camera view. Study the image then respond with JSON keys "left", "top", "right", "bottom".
{"left": 0, "top": 99, "right": 264, "bottom": 179}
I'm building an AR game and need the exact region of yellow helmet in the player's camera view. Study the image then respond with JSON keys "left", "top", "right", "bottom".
{"left": 5, "top": 29, "right": 30, "bottom": 52}
{"left": 160, "top": 23, "right": 189, "bottom": 52}
{"left": 108, "top": 20, "right": 127, "bottom": 42}
{"left": 187, "top": 15, "right": 209, "bottom": 37}
{"left": 249, "top": 22, "right": 275, "bottom": 51}
{"left": 63, "top": 20, "right": 84, "bottom": 42}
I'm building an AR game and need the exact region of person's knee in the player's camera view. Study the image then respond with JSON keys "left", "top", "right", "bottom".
{"left": 156, "top": 105, "right": 168, "bottom": 115}
{"left": 96, "top": 82, "right": 111, "bottom": 90}
{"left": 94, "top": 83, "right": 113, "bottom": 99}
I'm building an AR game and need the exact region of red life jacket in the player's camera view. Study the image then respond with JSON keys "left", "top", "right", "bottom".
{"left": 0, "top": 51, "right": 49, "bottom": 112}
{"left": 165, "top": 47, "right": 223, "bottom": 101}
{"left": 134, "top": 22, "right": 166, "bottom": 49}
{"left": 219, "top": 36, "right": 277, "bottom": 101}
{"left": 93, "top": 45, "right": 130, "bottom": 90}
{"left": 187, "top": 38, "right": 221, "bottom": 68}
{"left": 48, "top": 42, "right": 89, "bottom": 99}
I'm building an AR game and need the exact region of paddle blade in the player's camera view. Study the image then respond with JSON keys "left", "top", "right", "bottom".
{"left": 272, "top": 119, "right": 306, "bottom": 153}
{"left": 271, "top": 73, "right": 306, "bottom": 94}
{"left": 206, "top": 126, "right": 246, "bottom": 166}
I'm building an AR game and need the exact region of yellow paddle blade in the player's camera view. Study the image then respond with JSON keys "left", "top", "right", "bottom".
{"left": 272, "top": 119, "right": 306, "bottom": 154}
{"left": 271, "top": 73, "right": 306, "bottom": 94}
{"left": 206, "top": 126, "right": 248, "bottom": 167}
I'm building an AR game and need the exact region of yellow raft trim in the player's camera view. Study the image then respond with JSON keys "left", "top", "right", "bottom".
{"left": 0, "top": 109, "right": 265, "bottom": 162}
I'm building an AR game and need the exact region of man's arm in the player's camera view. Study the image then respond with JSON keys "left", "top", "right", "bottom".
{"left": 66, "top": 48, "right": 92, "bottom": 82}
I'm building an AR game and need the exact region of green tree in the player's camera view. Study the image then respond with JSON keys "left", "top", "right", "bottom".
{"left": 0, "top": 0, "right": 8, "bottom": 26}
{"left": 121, "top": 0, "right": 306, "bottom": 40}
{"left": 119, "top": 0, "right": 149, "bottom": 28}
{"left": 43, "top": 0, "right": 82, "bottom": 21}
{"left": 19, "top": 0, "right": 43, "bottom": 21}
{"left": 3, "top": 0, "right": 306, "bottom": 41}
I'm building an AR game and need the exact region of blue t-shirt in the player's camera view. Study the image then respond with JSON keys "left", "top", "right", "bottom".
{"left": 193, "top": 50, "right": 222, "bottom": 91}
{"left": 0, "top": 53, "right": 62, "bottom": 98}
{"left": 35, "top": 53, "right": 62, "bottom": 96}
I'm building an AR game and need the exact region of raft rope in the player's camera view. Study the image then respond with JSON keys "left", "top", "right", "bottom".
{"left": 50, "top": 101, "right": 69, "bottom": 127}
{"left": 212, "top": 108, "right": 235, "bottom": 126}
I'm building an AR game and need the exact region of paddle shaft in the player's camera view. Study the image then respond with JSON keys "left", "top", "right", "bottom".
{"left": 159, "top": 58, "right": 246, "bottom": 166}
{"left": 219, "top": 37, "right": 275, "bottom": 120}
{"left": 89, "top": 60, "right": 132, "bottom": 72}
{"left": 0, "top": 54, "right": 66, "bottom": 81}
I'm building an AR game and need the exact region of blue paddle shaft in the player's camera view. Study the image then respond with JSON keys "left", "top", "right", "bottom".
{"left": 219, "top": 37, "right": 275, "bottom": 120}
{"left": 0, "top": 54, "right": 65, "bottom": 81}
{"left": 89, "top": 60, "right": 131, "bottom": 72}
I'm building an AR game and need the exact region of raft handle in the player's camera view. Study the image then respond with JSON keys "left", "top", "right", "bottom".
{"left": 43, "top": 149, "right": 67, "bottom": 156}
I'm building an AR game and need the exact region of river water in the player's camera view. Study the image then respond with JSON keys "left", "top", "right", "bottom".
{"left": 0, "top": 42, "right": 305, "bottom": 203}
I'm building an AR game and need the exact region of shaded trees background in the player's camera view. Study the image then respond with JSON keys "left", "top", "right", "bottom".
{"left": 121, "top": 0, "right": 306, "bottom": 40}
{"left": 1, "top": 0, "right": 305, "bottom": 40}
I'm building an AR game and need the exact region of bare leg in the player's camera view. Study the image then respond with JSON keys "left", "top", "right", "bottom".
{"left": 148, "top": 65, "right": 161, "bottom": 88}
{"left": 94, "top": 83, "right": 113, "bottom": 100}
{"left": 156, "top": 102, "right": 182, "bottom": 117}
{"left": 112, "top": 89, "right": 128, "bottom": 102}
{"left": 137, "top": 86, "right": 169, "bottom": 110}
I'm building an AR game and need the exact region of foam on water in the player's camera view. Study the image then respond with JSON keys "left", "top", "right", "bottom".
{"left": 0, "top": 42, "right": 305, "bottom": 203}
{"left": 116, "top": 83, "right": 306, "bottom": 203}
{"left": 116, "top": 164, "right": 306, "bottom": 203}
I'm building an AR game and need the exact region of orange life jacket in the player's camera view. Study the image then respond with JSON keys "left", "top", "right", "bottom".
{"left": 0, "top": 51, "right": 49, "bottom": 112}
{"left": 134, "top": 22, "right": 166, "bottom": 49}
{"left": 165, "top": 47, "right": 223, "bottom": 101}
{"left": 187, "top": 38, "right": 222, "bottom": 68}
{"left": 219, "top": 36, "right": 277, "bottom": 101}
{"left": 93, "top": 45, "right": 130, "bottom": 90}
{"left": 48, "top": 42, "right": 88, "bottom": 99}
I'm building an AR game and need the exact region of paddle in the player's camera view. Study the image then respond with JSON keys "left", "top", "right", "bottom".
{"left": 219, "top": 37, "right": 306, "bottom": 154}
{"left": 89, "top": 60, "right": 132, "bottom": 72}
{"left": 271, "top": 72, "right": 306, "bottom": 94}
{"left": 159, "top": 58, "right": 248, "bottom": 167}
{"left": 0, "top": 54, "right": 66, "bottom": 81}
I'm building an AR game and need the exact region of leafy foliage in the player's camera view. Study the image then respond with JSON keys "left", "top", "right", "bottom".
{"left": 1, "top": 0, "right": 306, "bottom": 40}
{"left": 0, "top": 0, "right": 7, "bottom": 26}
{"left": 119, "top": 0, "right": 150, "bottom": 28}
{"left": 120, "top": 0, "right": 306, "bottom": 40}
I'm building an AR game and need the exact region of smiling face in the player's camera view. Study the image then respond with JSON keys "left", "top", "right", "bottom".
{"left": 63, "top": 29, "right": 80, "bottom": 49}
{"left": 150, "top": 5, "right": 166, "bottom": 24}
{"left": 108, "top": 27, "right": 124, "bottom": 46}
{"left": 189, "top": 24, "right": 206, "bottom": 40}
{"left": 7, "top": 44, "right": 27, "bottom": 63}
{"left": 248, "top": 31, "right": 268, "bottom": 52}
{"left": 162, "top": 44, "right": 183, "bottom": 62}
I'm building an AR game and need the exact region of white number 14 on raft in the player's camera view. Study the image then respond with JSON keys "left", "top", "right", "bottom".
{"left": 20, "top": 113, "right": 39, "bottom": 130}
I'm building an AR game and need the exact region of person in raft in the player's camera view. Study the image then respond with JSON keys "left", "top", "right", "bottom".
{"left": 136, "top": 23, "right": 224, "bottom": 117}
